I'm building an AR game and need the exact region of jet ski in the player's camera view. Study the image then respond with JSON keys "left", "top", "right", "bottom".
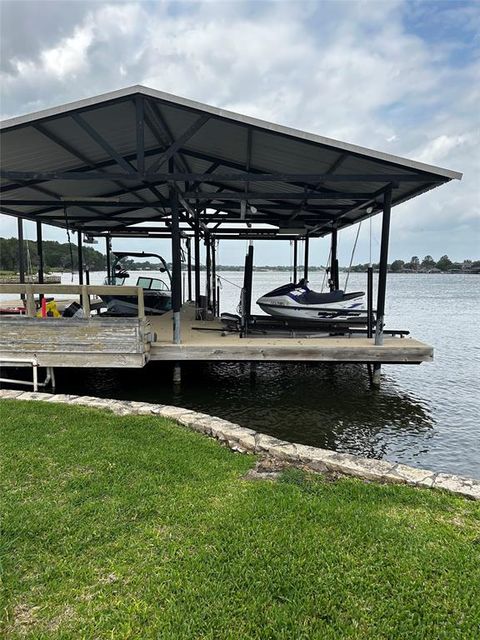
{"left": 256, "top": 279, "right": 366, "bottom": 323}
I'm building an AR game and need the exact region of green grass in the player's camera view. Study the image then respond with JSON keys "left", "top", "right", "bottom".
{"left": 1, "top": 400, "right": 479, "bottom": 640}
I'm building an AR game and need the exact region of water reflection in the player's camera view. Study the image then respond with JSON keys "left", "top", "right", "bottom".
{"left": 56, "top": 361, "right": 433, "bottom": 462}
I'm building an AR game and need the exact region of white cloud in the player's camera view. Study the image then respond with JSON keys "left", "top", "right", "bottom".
{"left": 1, "top": 0, "right": 478, "bottom": 262}
{"left": 41, "top": 24, "right": 94, "bottom": 78}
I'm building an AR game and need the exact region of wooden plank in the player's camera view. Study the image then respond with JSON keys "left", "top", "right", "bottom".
{"left": 149, "top": 343, "right": 433, "bottom": 363}
{"left": 0, "top": 317, "right": 152, "bottom": 355}
{"left": 0, "top": 284, "right": 144, "bottom": 296}
{"left": 0, "top": 351, "right": 148, "bottom": 368}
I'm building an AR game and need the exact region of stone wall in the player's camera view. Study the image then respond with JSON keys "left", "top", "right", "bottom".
{"left": 1, "top": 389, "right": 478, "bottom": 500}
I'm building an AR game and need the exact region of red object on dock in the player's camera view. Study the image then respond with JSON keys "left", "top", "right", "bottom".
{"left": 41, "top": 297, "right": 47, "bottom": 318}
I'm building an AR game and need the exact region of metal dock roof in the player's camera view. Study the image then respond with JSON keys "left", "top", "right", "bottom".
{"left": 0, "top": 85, "right": 462, "bottom": 238}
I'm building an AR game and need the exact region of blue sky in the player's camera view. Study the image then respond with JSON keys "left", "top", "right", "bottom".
{"left": 0, "top": 0, "right": 478, "bottom": 265}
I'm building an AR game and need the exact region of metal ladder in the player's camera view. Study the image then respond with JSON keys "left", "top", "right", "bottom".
{"left": 0, "top": 356, "right": 56, "bottom": 392}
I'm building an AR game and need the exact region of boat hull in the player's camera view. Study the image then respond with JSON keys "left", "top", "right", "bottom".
{"left": 101, "top": 292, "right": 172, "bottom": 316}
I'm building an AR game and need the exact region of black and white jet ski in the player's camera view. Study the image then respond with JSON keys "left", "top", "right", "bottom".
{"left": 256, "top": 279, "right": 366, "bottom": 323}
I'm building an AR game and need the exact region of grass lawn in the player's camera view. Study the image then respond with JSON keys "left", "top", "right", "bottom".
{"left": 1, "top": 400, "right": 479, "bottom": 639}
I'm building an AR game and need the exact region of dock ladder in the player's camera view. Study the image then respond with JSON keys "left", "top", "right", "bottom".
{"left": 0, "top": 356, "right": 56, "bottom": 392}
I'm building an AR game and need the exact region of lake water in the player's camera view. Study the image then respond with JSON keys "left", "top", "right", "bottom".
{"left": 45, "top": 269, "right": 479, "bottom": 479}
{"left": 43, "top": 271, "right": 480, "bottom": 477}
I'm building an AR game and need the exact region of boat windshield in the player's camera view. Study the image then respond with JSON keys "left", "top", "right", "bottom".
{"left": 104, "top": 275, "right": 126, "bottom": 286}
{"left": 136, "top": 277, "right": 169, "bottom": 291}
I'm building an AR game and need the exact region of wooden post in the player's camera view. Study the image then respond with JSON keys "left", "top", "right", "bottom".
{"left": 81, "top": 285, "right": 91, "bottom": 317}
{"left": 303, "top": 235, "right": 309, "bottom": 280}
{"left": 137, "top": 286, "right": 145, "bottom": 318}
{"left": 375, "top": 185, "right": 393, "bottom": 347}
{"left": 25, "top": 284, "right": 36, "bottom": 317}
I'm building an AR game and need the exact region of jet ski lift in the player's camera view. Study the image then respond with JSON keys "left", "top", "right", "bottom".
{"left": 101, "top": 251, "right": 172, "bottom": 316}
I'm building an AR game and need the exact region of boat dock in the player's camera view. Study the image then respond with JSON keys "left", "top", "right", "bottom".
{"left": 0, "top": 85, "right": 460, "bottom": 388}
{"left": 148, "top": 303, "right": 432, "bottom": 364}
{"left": 0, "top": 284, "right": 432, "bottom": 373}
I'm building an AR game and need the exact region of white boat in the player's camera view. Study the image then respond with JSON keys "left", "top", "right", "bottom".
{"left": 256, "top": 280, "right": 366, "bottom": 323}
{"left": 101, "top": 251, "right": 172, "bottom": 316}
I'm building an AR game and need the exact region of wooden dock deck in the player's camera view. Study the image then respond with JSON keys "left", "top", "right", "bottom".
{"left": 148, "top": 303, "right": 433, "bottom": 364}
{"left": 0, "top": 285, "right": 433, "bottom": 369}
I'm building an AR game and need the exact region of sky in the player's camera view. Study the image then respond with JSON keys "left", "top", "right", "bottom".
{"left": 0, "top": 0, "right": 479, "bottom": 266}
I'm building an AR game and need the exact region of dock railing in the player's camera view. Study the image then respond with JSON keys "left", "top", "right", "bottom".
{"left": 0, "top": 284, "right": 145, "bottom": 318}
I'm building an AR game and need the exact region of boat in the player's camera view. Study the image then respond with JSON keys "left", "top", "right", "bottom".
{"left": 256, "top": 279, "right": 366, "bottom": 323}
{"left": 100, "top": 252, "right": 172, "bottom": 316}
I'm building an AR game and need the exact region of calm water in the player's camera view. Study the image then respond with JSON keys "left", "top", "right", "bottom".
{"left": 5, "top": 271, "right": 480, "bottom": 477}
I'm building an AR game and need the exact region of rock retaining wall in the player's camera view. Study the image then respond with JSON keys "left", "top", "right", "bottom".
{"left": 1, "top": 389, "right": 479, "bottom": 500}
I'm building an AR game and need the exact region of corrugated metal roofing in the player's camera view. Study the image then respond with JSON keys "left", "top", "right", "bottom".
{"left": 0, "top": 85, "right": 462, "bottom": 237}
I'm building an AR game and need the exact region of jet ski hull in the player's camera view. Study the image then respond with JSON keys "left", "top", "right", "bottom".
{"left": 256, "top": 283, "right": 366, "bottom": 323}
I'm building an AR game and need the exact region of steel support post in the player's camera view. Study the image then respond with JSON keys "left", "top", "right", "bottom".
{"left": 303, "top": 235, "right": 309, "bottom": 280}
{"left": 105, "top": 236, "right": 112, "bottom": 284}
{"left": 36, "top": 221, "right": 44, "bottom": 285}
{"left": 293, "top": 239, "right": 298, "bottom": 283}
{"left": 205, "top": 234, "right": 211, "bottom": 310}
{"left": 36, "top": 221, "right": 44, "bottom": 302}
{"left": 367, "top": 266, "right": 374, "bottom": 339}
{"left": 17, "top": 218, "right": 25, "bottom": 283}
{"left": 211, "top": 238, "right": 216, "bottom": 315}
{"left": 187, "top": 238, "right": 192, "bottom": 301}
{"left": 77, "top": 232, "right": 84, "bottom": 285}
{"left": 331, "top": 229, "right": 339, "bottom": 290}
{"left": 194, "top": 211, "right": 201, "bottom": 317}
{"left": 375, "top": 185, "right": 393, "bottom": 347}
{"left": 17, "top": 218, "right": 25, "bottom": 300}
{"left": 372, "top": 363, "right": 382, "bottom": 387}
{"left": 171, "top": 188, "right": 182, "bottom": 345}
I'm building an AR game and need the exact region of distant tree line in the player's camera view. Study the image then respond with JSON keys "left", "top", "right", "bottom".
{"left": 388, "top": 255, "right": 480, "bottom": 273}
{"left": 0, "top": 237, "right": 106, "bottom": 272}
{"left": 349, "top": 255, "right": 479, "bottom": 273}
{"left": 1, "top": 237, "right": 478, "bottom": 274}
